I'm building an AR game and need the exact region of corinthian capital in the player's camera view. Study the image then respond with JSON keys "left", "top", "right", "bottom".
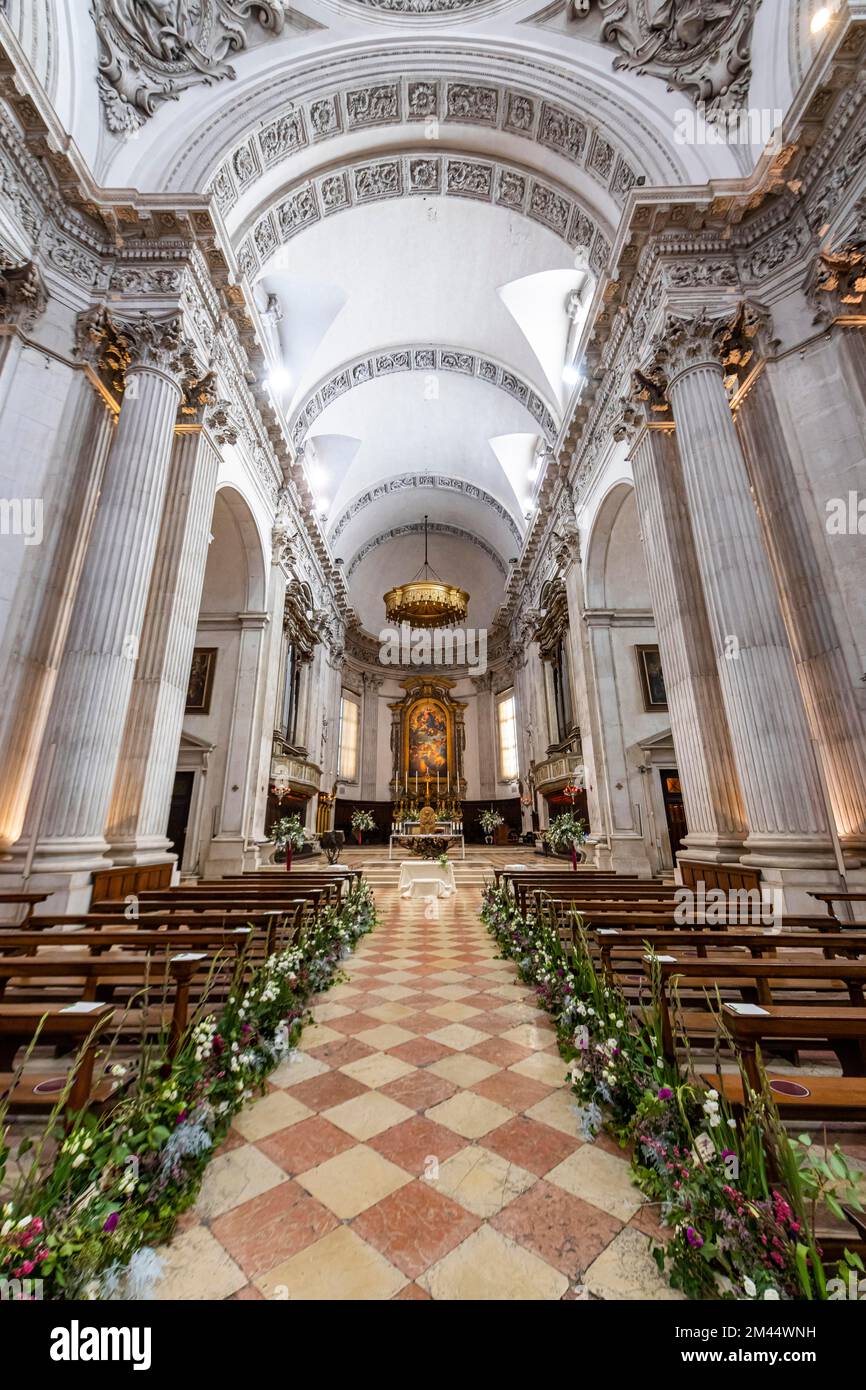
{"left": 123, "top": 313, "right": 202, "bottom": 391}
{"left": 808, "top": 238, "right": 866, "bottom": 324}
{"left": 76, "top": 306, "right": 202, "bottom": 400}
{"left": 0, "top": 255, "right": 47, "bottom": 331}
{"left": 652, "top": 302, "right": 769, "bottom": 391}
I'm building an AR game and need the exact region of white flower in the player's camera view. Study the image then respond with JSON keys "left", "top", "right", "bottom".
{"left": 763, "top": 1288, "right": 780, "bottom": 1300}
{"left": 743, "top": 1277, "right": 757, "bottom": 1298}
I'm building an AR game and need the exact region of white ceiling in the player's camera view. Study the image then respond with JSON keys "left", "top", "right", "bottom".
{"left": 18, "top": 0, "right": 807, "bottom": 635}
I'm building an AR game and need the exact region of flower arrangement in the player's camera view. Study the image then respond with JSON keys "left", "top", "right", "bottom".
{"left": 269, "top": 813, "right": 307, "bottom": 850}
{"left": 478, "top": 809, "right": 504, "bottom": 838}
{"left": 350, "top": 809, "right": 376, "bottom": 845}
{"left": 545, "top": 811, "right": 586, "bottom": 854}
{"left": 0, "top": 881, "right": 378, "bottom": 1300}
{"left": 480, "top": 880, "right": 866, "bottom": 1302}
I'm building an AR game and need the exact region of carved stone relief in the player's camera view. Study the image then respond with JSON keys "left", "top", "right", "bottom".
{"left": 91, "top": 0, "right": 286, "bottom": 132}
{"left": 571, "top": 0, "right": 762, "bottom": 116}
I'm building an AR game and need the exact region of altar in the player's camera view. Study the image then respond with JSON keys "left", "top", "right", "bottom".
{"left": 398, "top": 860, "right": 457, "bottom": 898}
{"left": 389, "top": 833, "right": 465, "bottom": 860}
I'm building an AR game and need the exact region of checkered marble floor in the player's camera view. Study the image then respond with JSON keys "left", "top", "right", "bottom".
{"left": 152, "top": 858, "right": 679, "bottom": 1301}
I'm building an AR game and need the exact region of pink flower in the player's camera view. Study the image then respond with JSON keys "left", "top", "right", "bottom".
{"left": 103, "top": 1212, "right": 119, "bottom": 1234}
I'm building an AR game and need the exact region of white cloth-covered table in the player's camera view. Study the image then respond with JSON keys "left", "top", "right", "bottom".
{"left": 389, "top": 834, "right": 465, "bottom": 860}
{"left": 398, "top": 860, "right": 457, "bottom": 899}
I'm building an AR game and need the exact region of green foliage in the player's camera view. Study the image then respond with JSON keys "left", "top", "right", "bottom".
{"left": 0, "top": 882, "right": 378, "bottom": 1299}
{"left": 269, "top": 813, "right": 307, "bottom": 849}
{"left": 479, "top": 880, "right": 866, "bottom": 1302}
{"left": 544, "top": 812, "right": 586, "bottom": 854}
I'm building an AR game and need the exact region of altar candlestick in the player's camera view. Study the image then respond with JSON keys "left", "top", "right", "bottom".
{"left": 415, "top": 771, "right": 418, "bottom": 794}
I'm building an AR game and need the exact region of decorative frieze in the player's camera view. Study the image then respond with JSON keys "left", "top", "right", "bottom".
{"left": 238, "top": 153, "right": 609, "bottom": 280}
{"left": 290, "top": 344, "right": 558, "bottom": 450}
{"left": 206, "top": 78, "right": 639, "bottom": 220}
{"left": 330, "top": 474, "right": 524, "bottom": 547}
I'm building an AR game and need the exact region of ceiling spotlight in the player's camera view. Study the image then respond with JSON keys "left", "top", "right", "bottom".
{"left": 265, "top": 367, "right": 292, "bottom": 394}
{"left": 811, "top": 5, "right": 833, "bottom": 32}
{"left": 562, "top": 363, "right": 581, "bottom": 386}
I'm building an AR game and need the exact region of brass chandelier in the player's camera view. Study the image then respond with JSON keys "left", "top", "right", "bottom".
{"left": 383, "top": 516, "right": 469, "bottom": 629}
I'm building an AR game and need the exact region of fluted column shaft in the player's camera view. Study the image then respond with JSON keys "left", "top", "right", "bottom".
{"left": 473, "top": 675, "right": 496, "bottom": 799}
{"left": 106, "top": 425, "right": 221, "bottom": 861}
{"left": 629, "top": 423, "right": 747, "bottom": 861}
{"left": 667, "top": 356, "right": 833, "bottom": 865}
{"left": 38, "top": 363, "right": 184, "bottom": 853}
{"left": 360, "top": 676, "right": 382, "bottom": 800}
{"left": 737, "top": 369, "right": 866, "bottom": 855}
{"left": 293, "top": 657, "right": 314, "bottom": 753}
{"left": 0, "top": 382, "right": 114, "bottom": 849}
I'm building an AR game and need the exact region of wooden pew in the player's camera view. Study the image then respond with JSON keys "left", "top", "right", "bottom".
{"left": 646, "top": 955, "right": 866, "bottom": 1058}
{"left": 719, "top": 1004, "right": 866, "bottom": 1090}
{"left": 0, "top": 1002, "right": 119, "bottom": 1114}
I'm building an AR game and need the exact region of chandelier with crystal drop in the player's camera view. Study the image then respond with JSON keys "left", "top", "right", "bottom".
{"left": 383, "top": 515, "right": 469, "bottom": 629}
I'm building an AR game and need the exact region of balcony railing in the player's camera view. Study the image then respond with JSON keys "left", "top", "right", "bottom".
{"left": 533, "top": 750, "right": 585, "bottom": 795}
{"left": 270, "top": 754, "right": 321, "bottom": 797}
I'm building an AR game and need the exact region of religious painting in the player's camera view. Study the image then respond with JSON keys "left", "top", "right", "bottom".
{"left": 636, "top": 645, "right": 668, "bottom": 711}
{"left": 185, "top": 648, "right": 217, "bottom": 715}
{"left": 406, "top": 699, "right": 449, "bottom": 777}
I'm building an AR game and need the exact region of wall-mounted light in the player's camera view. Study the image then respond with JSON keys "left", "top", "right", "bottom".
{"left": 265, "top": 367, "right": 292, "bottom": 394}
{"left": 811, "top": 5, "right": 833, "bottom": 32}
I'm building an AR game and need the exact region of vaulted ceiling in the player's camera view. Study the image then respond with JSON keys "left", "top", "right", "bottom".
{"left": 10, "top": 0, "right": 811, "bottom": 635}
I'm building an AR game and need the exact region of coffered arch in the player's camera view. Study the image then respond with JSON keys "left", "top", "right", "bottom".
{"left": 289, "top": 343, "right": 559, "bottom": 452}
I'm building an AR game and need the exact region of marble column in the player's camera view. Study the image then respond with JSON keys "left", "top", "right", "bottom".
{"left": 736, "top": 366, "right": 866, "bottom": 858}
{"left": 0, "top": 378, "right": 114, "bottom": 852}
{"left": 293, "top": 656, "right": 314, "bottom": 754}
{"left": 562, "top": 562, "right": 607, "bottom": 853}
{"left": 360, "top": 673, "right": 383, "bottom": 800}
{"left": 472, "top": 671, "right": 496, "bottom": 800}
{"left": 106, "top": 403, "right": 232, "bottom": 864}
{"left": 30, "top": 314, "right": 201, "bottom": 899}
{"left": 584, "top": 611, "right": 654, "bottom": 875}
{"left": 659, "top": 308, "right": 835, "bottom": 871}
{"left": 628, "top": 418, "right": 747, "bottom": 863}
{"left": 203, "top": 610, "right": 270, "bottom": 876}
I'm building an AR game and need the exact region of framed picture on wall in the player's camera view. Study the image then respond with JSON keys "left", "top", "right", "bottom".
{"left": 635, "top": 645, "right": 668, "bottom": 711}
{"left": 185, "top": 648, "right": 217, "bottom": 714}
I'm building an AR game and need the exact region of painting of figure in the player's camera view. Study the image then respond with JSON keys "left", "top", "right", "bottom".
{"left": 407, "top": 700, "right": 448, "bottom": 776}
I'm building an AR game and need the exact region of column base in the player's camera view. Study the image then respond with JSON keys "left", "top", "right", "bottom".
{"left": 676, "top": 835, "right": 748, "bottom": 869}
{"left": 606, "top": 833, "right": 655, "bottom": 879}
{"left": 739, "top": 833, "right": 839, "bottom": 872}
{"left": 108, "top": 836, "right": 178, "bottom": 871}
{"left": 757, "top": 864, "right": 864, "bottom": 918}
{"left": 202, "top": 836, "right": 262, "bottom": 879}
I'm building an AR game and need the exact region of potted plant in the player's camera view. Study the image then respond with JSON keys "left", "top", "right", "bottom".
{"left": 350, "top": 809, "right": 376, "bottom": 846}
{"left": 545, "top": 810, "right": 587, "bottom": 871}
{"left": 269, "top": 813, "right": 307, "bottom": 871}
{"left": 478, "top": 808, "right": 505, "bottom": 845}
